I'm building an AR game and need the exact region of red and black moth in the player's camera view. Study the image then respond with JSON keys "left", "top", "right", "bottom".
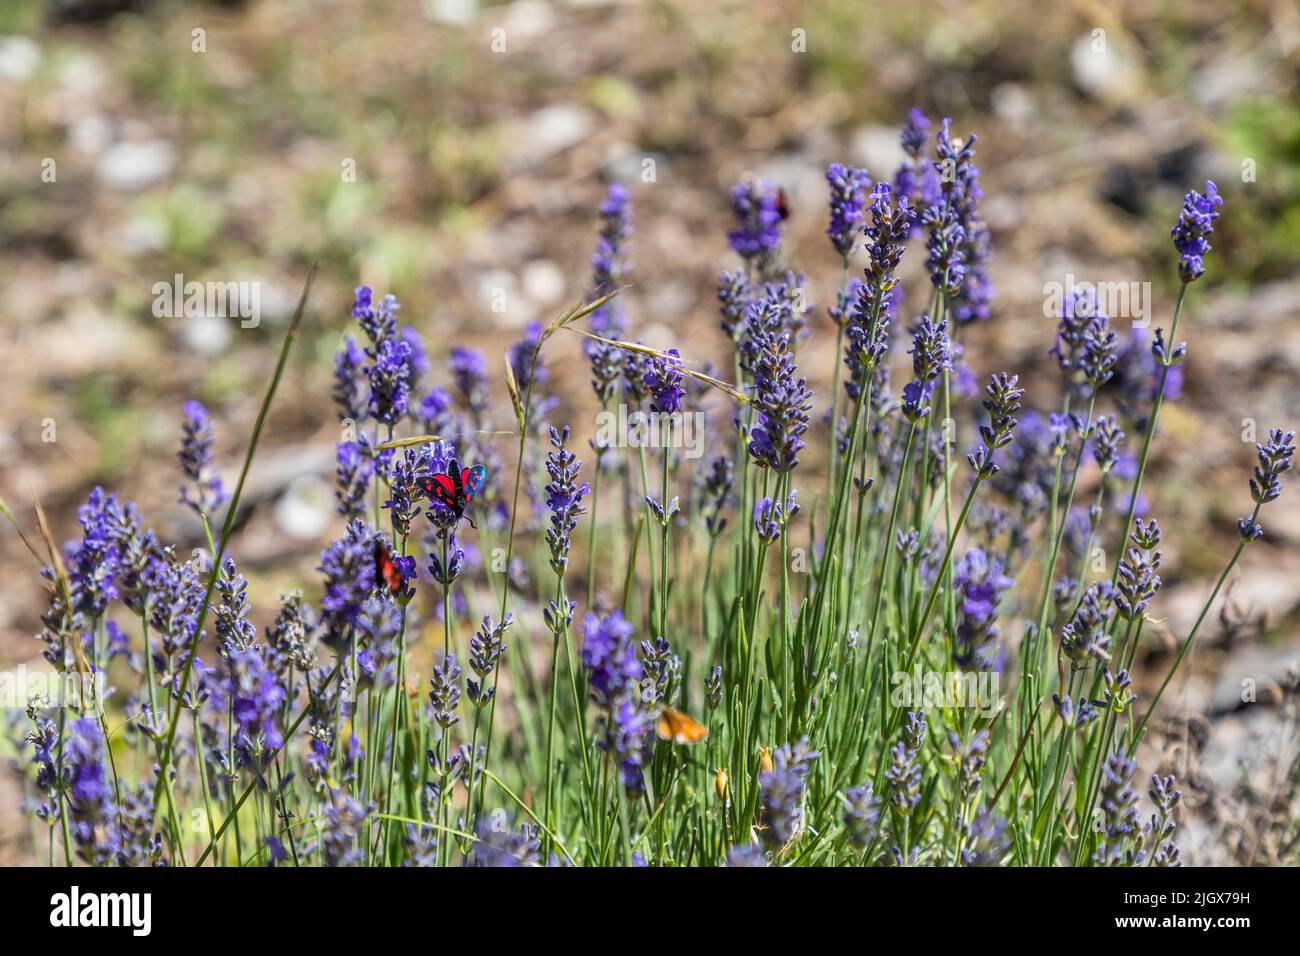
{"left": 420, "top": 457, "right": 488, "bottom": 528}
{"left": 775, "top": 186, "right": 791, "bottom": 221}
{"left": 374, "top": 540, "right": 407, "bottom": 595}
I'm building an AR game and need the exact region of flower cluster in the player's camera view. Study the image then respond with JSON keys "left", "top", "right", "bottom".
{"left": 1061, "top": 581, "right": 1116, "bottom": 665}
{"left": 844, "top": 184, "right": 913, "bottom": 401}
{"left": 727, "top": 177, "right": 783, "bottom": 268}
{"left": 901, "top": 315, "right": 951, "bottom": 422}
{"left": 467, "top": 613, "right": 511, "bottom": 707}
{"left": 825, "top": 163, "right": 871, "bottom": 258}
{"left": 747, "top": 329, "right": 813, "bottom": 472}
{"left": 758, "top": 737, "right": 819, "bottom": 851}
{"left": 543, "top": 426, "right": 589, "bottom": 574}
{"left": 582, "top": 610, "right": 653, "bottom": 796}
{"left": 842, "top": 783, "right": 881, "bottom": 849}
{"left": 885, "top": 711, "right": 925, "bottom": 815}
{"left": 1239, "top": 428, "right": 1295, "bottom": 540}
{"left": 642, "top": 347, "right": 686, "bottom": 414}
{"left": 951, "top": 548, "right": 1013, "bottom": 671}
{"left": 13, "top": 116, "right": 1283, "bottom": 871}
{"left": 1116, "top": 518, "right": 1162, "bottom": 620}
{"left": 966, "top": 373, "right": 1024, "bottom": 479}
{"left": 752, "top": 491, "right": 799, "bottom": 544}
{"left": 178, "top": 400, "right": 227, "bottom": 516}
{"left": 1171, "top": 180, "right": 1222, "bottom": 283}
{"left": 586, "top": 182, "right": 633, "bottom": 399}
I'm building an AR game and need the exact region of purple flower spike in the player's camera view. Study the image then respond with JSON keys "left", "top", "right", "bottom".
{"left": 727, "top": 178, "right": 783, "bottom": 265}
{"left": 1171, "top": 181, "right": 1222, "bottom": 283}
{"left": 642, "top": 347, "right": 686, "bottom": 414}
{"left": 952, "top": 547, "right": 1014, "bottom": 671}
{"left": 826, "top": 163, "right": 871, "bottom": 259}
{"left": 178, "top": 400, "right": 227, "bottom": 517}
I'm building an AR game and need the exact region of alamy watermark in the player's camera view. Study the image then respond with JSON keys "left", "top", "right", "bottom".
{"left": 152, "top": 273, "right": 261, "bottom": 328}
{"left": 594, "top": 405, "right": 706, "bottom": 460}
{"left": 1043, "top": 272, "right": 1150, "bottom": 327}
{"left": 49, "top": 886, "right": 151, "bottom": 936}
{"left": 1, "top": 664, "right": 107, "bottom": 709}
{"left": 889, "top": 666, "right": 1001, "bottom": 718}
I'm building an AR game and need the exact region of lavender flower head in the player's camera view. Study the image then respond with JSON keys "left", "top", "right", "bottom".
{"left": 468, "top": 819, "right": 541, "bottom": 867}
{"left": 178, "top": 400, "right": 227, "bottom": 516}
{"left": 844, "top": 184, "right": 913, "bottom": 401}
{"left": 923, "top": 202, "right": 966, "bottom": 296}
{"left": 320, "top": 791, "right": 370, "bottom": 867}
{"left": 449, "top": 347, "right": 491, "bottom": 422}
{"left": 901, "top": 315, "right": 952, "bottom": 422}
{"left": 318, "top": 518, "right": 380, "bottom": 640}
{"left": 582, "top": 609, "right": 641, "bottom": 708}
{"left": 727, "top": 178, "right": 783, "bottom": 265}
{"left": 1094, "top": 752, "right": 1144, "bottom": 865}
{"left": 351, "top": 286, "right": 418, "bottom": 426}
{"left": 825, "top": 163, "right": 871, "bottom": 259}
{"left": 1061, "top": 581, "right": 1116, "bottom": 665}
{"left": 1171, "top": 180, "right": 1222, "bottom": 283}
{"left": 717, "top": 269, "right": 751, "bottom": 342}
{"left": 885, "top": 732, "right": 922, "bottom": 814}
{"left": 843, "top": 783, "right": 881, "bottom": 849}
{"left": 894, "top": 108, "right": 940, "bottom": 218}
{"left": 699, "top": 455, "right": 733, "bottom": 538}
{"left": 585, "top": 183, "right": 633, "bottom": 400}
{"left": 590, "top": 181, "right": 632, "bottom": 335}
{"left": 901, "top": 108, "right": 931, "bottom": 159}
{"left": 507, "top": 322, "right": 556, "bottom": 424}
{"left": 544, "top": 425, "right": 590, "bottom": 575}
{"left": 222, "top": 644, "right": 286, "bottom": 763}
{"left": 332, "top": 335, "right": 366, "bottom": 423}
{"left": 753, "top": 491, "right": 799, "bottom": 544}
{"left": 384, "top": 442, "right": 433, "bottom": 537}
{"left": 582, "top": 609, "right": 654, "bottom": 796}
{"left": 934, "top": 118, "right": 993, "bottom": 323}
{"left": 642, "top": 348, "right": 686, "bottom": 414}
{"left": 1051, "top": 290, "right": 1118, "bottom": 393}
{"left": 1249, "top": 428, "right": 1295, "bottom": 507}
{"left": 967, "top": 373, "right": 1023, "bottom": 479}
{"left": 758, "top": 738, "right": 819, "bottom": 850}
{"left": 1239, "top": 428, "right": 1295, "bottom": 541}
{"left": 747, "top": 331, "right": 813, "bottom": 472}
{"left": 467, "top": 612, "right": 512, "bottom": 707}
{"left": 368, "top": 335, "right": 415, "bottom": 426}
{"left": 352, "top": 285, "right": 398, "bottom": 340}
{"left": 335, "top": 440, "right": 373, "bottom": 518}
{"left": 1116, "top": 517, "right": 1162, "bottom": 620}
{"left": 427, "top": 530, "right": 466, "bottom": 586}
{"left": 952, "top": 547, "right": 1013, "bottom": 671}
{"left": 65, "top": 717, "right": 118, "bottom": 865}
{"left": 428, "top": 651, "right": 462, "bottom": 728}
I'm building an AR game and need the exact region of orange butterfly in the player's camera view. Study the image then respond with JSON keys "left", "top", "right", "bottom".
{"left": 656, "top": 705, "right": 708, "bottom": 745}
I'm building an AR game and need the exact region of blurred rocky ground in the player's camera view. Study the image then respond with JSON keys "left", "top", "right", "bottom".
{"left": 1, "top": 0, "right": 1298, "bottom": 863}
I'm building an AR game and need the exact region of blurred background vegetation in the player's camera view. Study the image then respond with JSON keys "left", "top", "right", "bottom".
{"left": 0, "top": 0, "right": 1297, "bottom": 862}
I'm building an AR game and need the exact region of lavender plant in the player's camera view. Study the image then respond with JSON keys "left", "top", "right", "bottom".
{"left": 10, "top": 115, "right": 1289, "bottom": 871}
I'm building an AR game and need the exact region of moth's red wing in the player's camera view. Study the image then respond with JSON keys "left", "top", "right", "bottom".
{"left": 374, "top": 542, "right": 403, "bottom": 593}
{"left": 423, "top": 473, "right": 458, "bottom": 507}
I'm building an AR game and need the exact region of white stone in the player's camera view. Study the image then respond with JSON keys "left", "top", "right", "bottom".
{"left": 522, "top": 259, "right": 566, "bottom": 305}
{"left": 180, "top": 313, "right": 233, "bottom": 356}
{"left": 1071, "top": 33, "right": 1140, "bottom": 102}
{"left": 275, "top": 475, "right": 334, "bottom": 541}
{"left": 421, "top": 0, "right": 478, "bottom": 25}
{"left": 98, "top": 140, "right": 175, "bottom": 191}
{"left": 0, "top": 36, "right": 40, "bottom": 81}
